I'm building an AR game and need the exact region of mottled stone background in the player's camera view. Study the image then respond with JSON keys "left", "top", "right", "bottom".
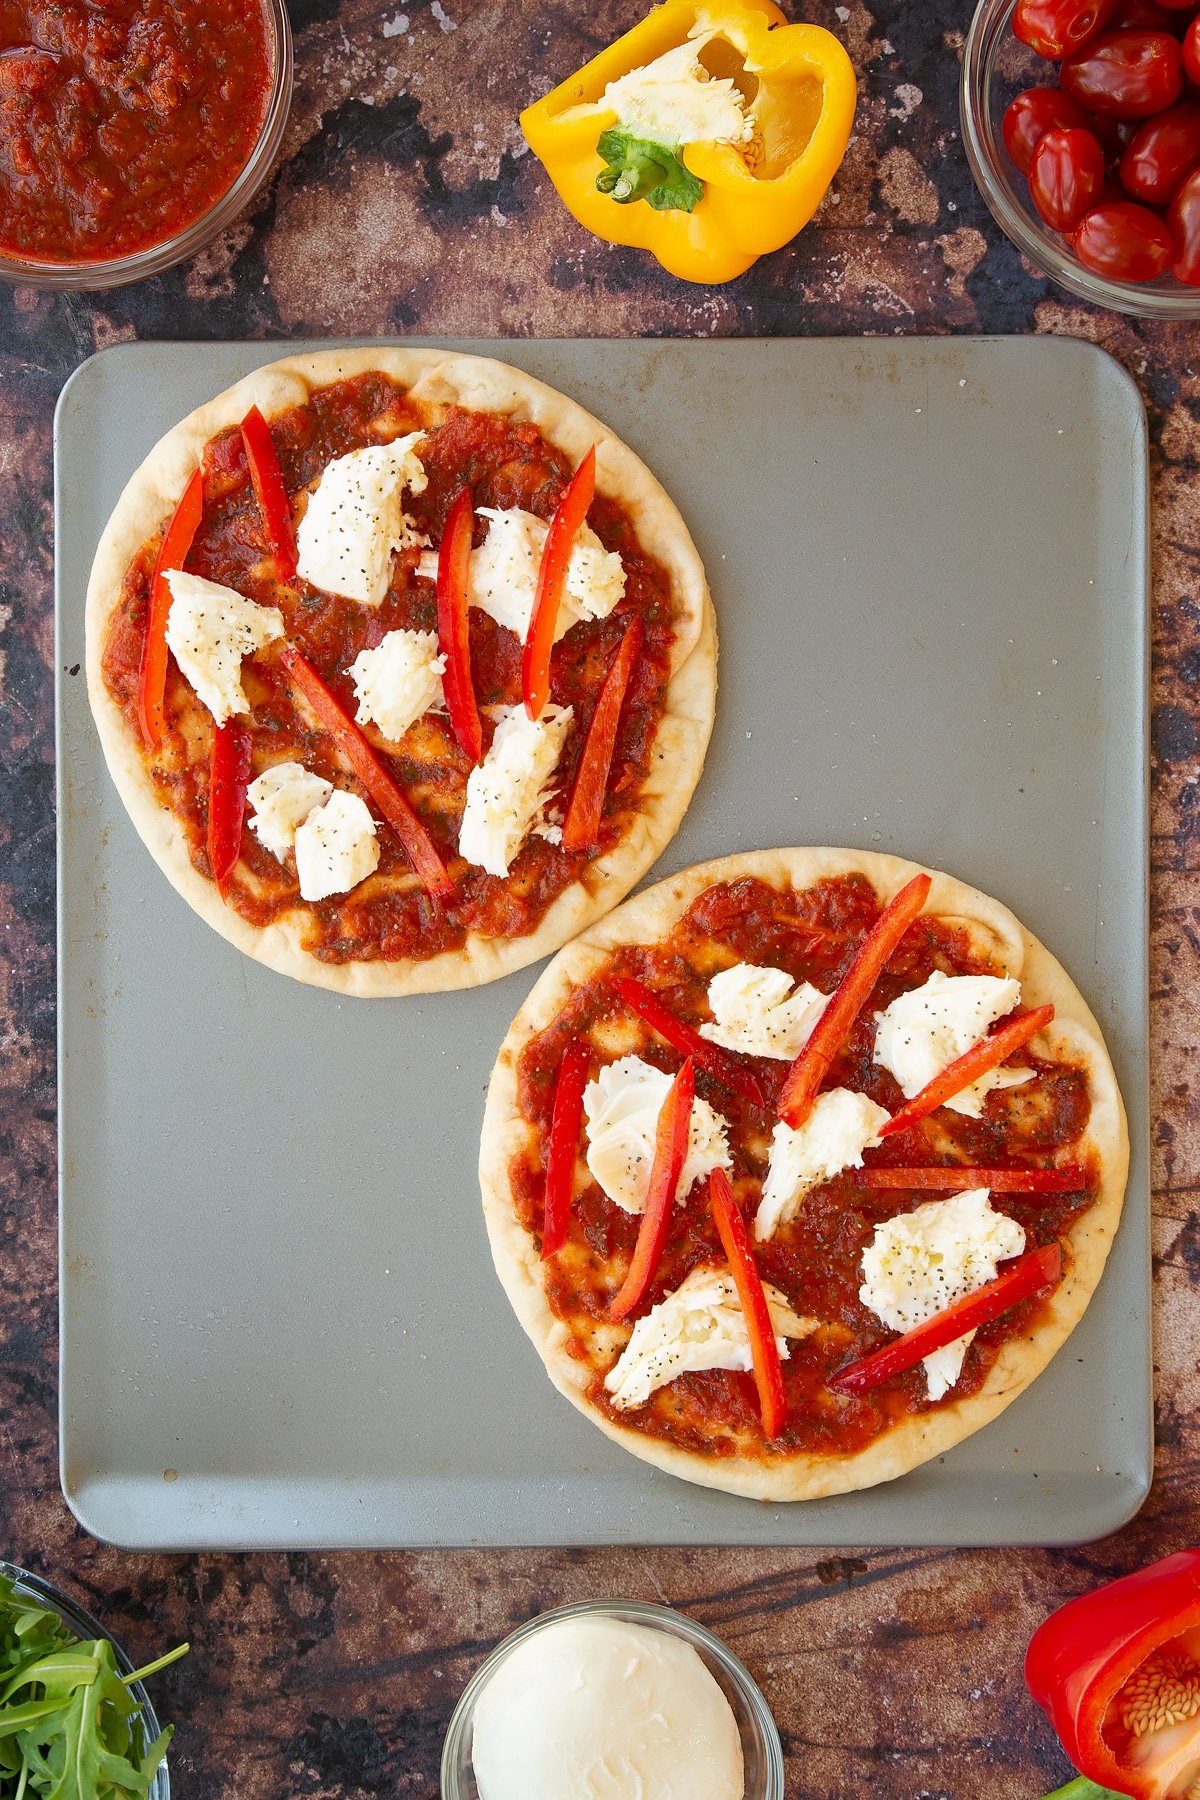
{"left": 0, "top": 1, "right": 1197, "bottom": 1795}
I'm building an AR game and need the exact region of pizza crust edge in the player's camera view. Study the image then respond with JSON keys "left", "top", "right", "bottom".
{"left": 84, "top": 346, "right": 717, "bottom": 996}
{"left": 477, "top": 846, "right": 1130, "bottom": 1502}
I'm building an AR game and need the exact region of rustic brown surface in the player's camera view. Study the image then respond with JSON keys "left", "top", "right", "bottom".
{"left": 0, "top": 1, "right": 1197, "bottom": 1794}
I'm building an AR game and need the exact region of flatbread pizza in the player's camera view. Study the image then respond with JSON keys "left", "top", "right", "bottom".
{"left": 479, "top": 848, "right": 1128, "bottom": 1501}
{"left": 85, "top": 347, "right": 715, "bottom": 994}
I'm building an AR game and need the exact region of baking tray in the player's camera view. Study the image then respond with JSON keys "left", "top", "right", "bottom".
{"left": 55, "top": 336, "right": 1151, "bottom": 1550}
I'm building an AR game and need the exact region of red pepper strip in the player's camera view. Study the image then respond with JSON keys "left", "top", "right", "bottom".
{"left": 1026, "top": 1549, "right": 1200, "bottom": 1800}
{"left": 777, "top": 871, "right": 933, "bottom": 1129}
{"left": 522, "top": 446, "right": 596, "bottom": 720}
{"left": 436, "top": 488, "right": 483, "bottom": 765}
{"left": 854, "top": 1165, "right": 1085, "bottom": 1193}
{"left": 828, "top": 1240, "right": 1062, "bottom": 1397}
{"left": 241, "top": 405, "right": 298, "bottom": 579}
{"left": 609, "top": 1058, "right": 694, "bottom": 1323}
{"left": 708, "top": 1167, "right": 787, "bottom": 1440}
{"left": 207, "top": 719, "right": 252, "bottom": 903}
{"left": 137, "top": 466, "right": 205, "bottom": 750}
{"left": 880, "top": 1003, "right": 1055, "bottom": 1138}
{"left": 612, "top": 976, "right": 767, "bottom": 1110}
{"left": 278, "top": 647, "right": 454, "bottom": 901}
{"left": 561, "top": 616, "right": 643, "bottom": 851}
{"left": 541, "top": 1038, "right": 590, "bottom": 1260}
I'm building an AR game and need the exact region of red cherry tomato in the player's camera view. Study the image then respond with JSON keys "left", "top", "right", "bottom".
{"left": 1119, "top": 98, "right": 1200, "bottom": 197}
{"left": 1167, "top": 164, "right": 1200, "bottom": 280}
{"left": 1003, "top": 85, "right": 1094, "bottom": 172}
{"left": 1108, "top": 0, "right": 1182, "bottom": 27}
{"left": 1185, "top": 15, "right": 1200, "bottom": 83}
{"left": 1013, "top": 0, "right": 1120, "bottom": 57}
{"left": 1156, "top": 0, "right": 1200, "bottom": 10}
{"left": 1029, "top": 125, "right": 1108, "bottom": 225}
{"left": 1073, "top": 198, "right": 1176, "bottom": 273}
{"left": 1061, "top": 29, "right": 1184, "bottom": 115}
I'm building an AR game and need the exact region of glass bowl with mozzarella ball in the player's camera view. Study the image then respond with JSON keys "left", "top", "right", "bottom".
{"left": 962, "top": 0, "right": 1200, "bottom": 317}
{"left": 440, "top": 1599, "right": 785, "bottom": 1800}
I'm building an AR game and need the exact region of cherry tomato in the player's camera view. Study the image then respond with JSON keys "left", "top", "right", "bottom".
{"left": 1061, "top": 29, "right": 1184, "bottom": 114}
{"left": 1013, "top": 0, "right": 1119, "bottom": 57}
{"left": 1156, "top": 0, "right": 1200, "bottom": 10}
{"left": 1167, "top": 164, "right": 1200, "bottom": 280}
{"left": 1003, "top": 85, "right": 1094, "bottom": 172}
{"left": 1029, "top": 125, "right": 1108, "bottom": 225}
{"left": 1073, "top": 197, "right": 1176, "bottom": 273}
{"left": 1108, "top": 0, "right": 1181, "bottom": 26}
{"left": 1119, "top": 98, "right": 1200, "bottom": 197}
{"left": 1185, "top": 14, "right": 1200, "bottom": 83}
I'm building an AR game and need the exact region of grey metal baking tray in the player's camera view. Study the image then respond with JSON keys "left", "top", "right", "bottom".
{"left": 55, "top": 336, "right": 1151, "bottom": 1550}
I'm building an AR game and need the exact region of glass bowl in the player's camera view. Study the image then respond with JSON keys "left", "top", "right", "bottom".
{"left": 0, "top": 1562, "right": 171, "bottom": 1798}
{"left": 440, "top": 1598, "right": 785, "bottom": 1800}
{"left": 961, "top": 0, "right": 1200, "bottom": 318}
{"left": 0, "top": 0, "right": 292, "bottom": 293}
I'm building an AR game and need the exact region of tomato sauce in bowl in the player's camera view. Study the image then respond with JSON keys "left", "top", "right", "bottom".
{"left": 0, "top": 0, "right": 290, "bottom": 285}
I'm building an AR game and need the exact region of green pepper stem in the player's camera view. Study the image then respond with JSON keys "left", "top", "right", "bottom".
{"left": 1039, "top": 1777, "right": 1132, "bottom": 1799}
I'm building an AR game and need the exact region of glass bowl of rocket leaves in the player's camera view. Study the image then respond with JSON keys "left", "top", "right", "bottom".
{"left": 0, "top": 1563, "right": 188, "bottom": 1800}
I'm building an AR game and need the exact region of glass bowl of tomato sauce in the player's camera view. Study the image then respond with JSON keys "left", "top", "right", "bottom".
{"left": 962, "top": 0, "right": 1200, "bottom": 317}
{"left": 0, "top": 0, "right": 292, "bottom": 290}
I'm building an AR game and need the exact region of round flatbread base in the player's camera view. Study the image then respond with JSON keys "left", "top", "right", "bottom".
{"left": 479, "top": 847, "right": 1129, "bottom": 1502}
{"left": 85, "top": 347, "right": 716, "bottom": 995}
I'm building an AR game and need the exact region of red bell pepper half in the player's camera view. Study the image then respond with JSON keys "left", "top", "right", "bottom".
{"left": 881, "top": 1003, "right": 1055, "bottom": 1138}
{"left": 561, "top": 615, "right": 643, "bottom": 851}
{"left": 612, "top": 975, "right": 767, "bottom": 1110}
{"left": 436, "top": 488, "right": 483, "bottom": 765}
{"left": 541, "top": 1037, "right": 590, "bottom": 1260}
{"left": 708, "top": 1166, "right": 788, "bottom": 1440}
{"left": 208, "top": 719, "right": 252, "bottom": 902}
{"left": 777, "top": 871, "right": 933, "bottom": 1129}
{"left": 522, "top": 446, "right": 596, "bottom": 720}
{"left": 278, "top": 647, "right": 453, "bottom": 901}
{"left": 138, "top": 465, "right": 205, "bottom": 750}
{"left": 854, "top": 1165, "right": 1084, "bottom": 1193}
{"left": 241, "top": 405, "right": 298, "bottom": 579}
{"left": 609, "top": 1057, "right": 694, "bottom": 1323}
{"left": 1027, "top": 1548, "right": 1200, "bottom": 1800}
{"left": 827, "top": 1239, "right": 1062, "bottom": 1396}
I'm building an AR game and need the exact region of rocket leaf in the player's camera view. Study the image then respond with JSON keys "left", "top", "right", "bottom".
{"left": 0, "top": 1575, "right": 187, "bottom": 1799}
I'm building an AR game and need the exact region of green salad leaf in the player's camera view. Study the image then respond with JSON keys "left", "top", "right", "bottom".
{"left": 594, "top": 128, "right": 703, "bottom": 213}
{"left": 0, "top": 1574, "right": 187, "bottom": 1799}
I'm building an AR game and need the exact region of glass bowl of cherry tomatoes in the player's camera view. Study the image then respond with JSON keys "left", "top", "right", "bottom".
{"left": 962, "top": 0, "right": 1200, "bottom": 315}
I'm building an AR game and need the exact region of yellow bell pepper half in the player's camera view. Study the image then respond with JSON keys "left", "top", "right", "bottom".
{"left": 520, "top": 0, "right": 857, "bottom": 285}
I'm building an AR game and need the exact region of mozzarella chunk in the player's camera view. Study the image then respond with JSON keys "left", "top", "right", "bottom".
{"left": 296, "top": 434, "right": 428, "bottom": 606}
{"left": 605, "top": 1266, "right": 818, "bottom": 1410}
{"left": 458, "top": 703, "right": 573, "bottom": 878}
{"left": 293, "top": 790, "right": 380, "bottom": 902}
{"left": 701, "top": 962, "right": 828, "bottom": 1061}
{"left": 602, "top": 33, "right": 754, "bottom": 148}
{"left": 348, "top": 629, "right": 445, "bottom": 740}
{"left": 583, "top": 1054, "right": 731, "bottom": 1215}
{"left": 755, "top": 1088, "right": 891, "bottom": 1243}
{"left": 416, "top": 506, "right": 625, "bottom": 641}
{"left": 859, "top": 1189, "right": 1026, "bottom": 1401}
{"left": 162, "top": 571, "right": 284, "bottom": 724}
{"left": 247, "top": 762, "right": 333, "bottom": 860}
{"left": 874, "top": 970, "right": 1033, "bottom": 1119}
